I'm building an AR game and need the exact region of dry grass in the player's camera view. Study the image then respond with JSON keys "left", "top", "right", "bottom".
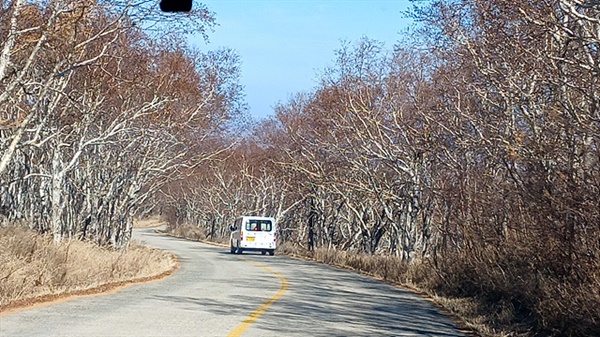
{"left": 278, "top": 243, "right": 432, "bottom": 286}
{"left": 167, "top": 223, "right": 207, "bottom": 241}
{"left": 0, "top": 226, "right": 177, "bottom": 312}
{"left": 431, "top": 247, "right": 600, "bottom": 337}
{"left": 133, "top": 215, "right": 167, "bottom": 229}
{"left": 165, "top": 223, "right": 230, "bottom": 245}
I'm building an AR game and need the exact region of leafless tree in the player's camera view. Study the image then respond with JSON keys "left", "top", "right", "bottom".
{"left": 0, "top": 0, "right": 245, "bottom": 249}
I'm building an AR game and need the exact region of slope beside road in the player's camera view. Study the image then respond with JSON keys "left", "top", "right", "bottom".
{"left": 0, "top": 227, "right": 469, "bottom": 337}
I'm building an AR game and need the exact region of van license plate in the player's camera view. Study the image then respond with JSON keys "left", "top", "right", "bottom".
{"left": 246, "top": 237, "right": 255, "bottom": 242}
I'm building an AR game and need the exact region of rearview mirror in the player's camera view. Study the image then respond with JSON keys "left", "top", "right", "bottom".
{"left": 160, "top": 0, "right": 192, "bottom": 12}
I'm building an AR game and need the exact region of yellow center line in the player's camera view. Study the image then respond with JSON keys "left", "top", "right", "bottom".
{"left": 227, "top": 259, "right": 289, "bottom": 337}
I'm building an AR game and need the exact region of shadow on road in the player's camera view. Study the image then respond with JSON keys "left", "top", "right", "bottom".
{"left": 198, "top": 248, "right": 467, "bottom": 336}
{"left": 140, "top": 232, "right": 468, "bottom": 337}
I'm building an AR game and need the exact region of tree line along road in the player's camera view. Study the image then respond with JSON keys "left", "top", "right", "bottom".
{"left": 0, "top": 227, "right": 469, "bottom": 337}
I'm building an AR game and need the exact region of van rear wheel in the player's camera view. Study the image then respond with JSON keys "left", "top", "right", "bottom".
{"left": 268, "top": 250, "right": 275, "bottom": 256}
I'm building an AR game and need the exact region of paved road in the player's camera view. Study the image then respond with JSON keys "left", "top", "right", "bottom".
{"left": 0, "top": 228, "right": 468, "bottom": 337}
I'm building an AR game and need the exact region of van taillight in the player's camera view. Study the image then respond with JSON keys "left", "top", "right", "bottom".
{"left": 273, "top": 232, "right": 276, "bottom": 241}
{"left": 240, "top": 231, "right": 243, "bottom": 241}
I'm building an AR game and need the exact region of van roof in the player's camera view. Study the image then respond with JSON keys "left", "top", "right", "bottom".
{"left": 237, "top": 215, "right": 275, "bottom": 220}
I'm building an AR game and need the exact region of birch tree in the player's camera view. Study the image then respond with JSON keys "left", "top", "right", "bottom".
{"left": 0, "top": 0, "right": 238, "bottom": 248}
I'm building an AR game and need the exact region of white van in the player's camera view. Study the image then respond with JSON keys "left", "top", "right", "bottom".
{"left": 230, "top": 216, "right": 276, "bottom": 255}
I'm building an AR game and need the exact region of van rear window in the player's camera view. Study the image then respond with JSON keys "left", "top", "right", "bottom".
{"left": 245, "top": 220, "right": 273, "bottom": 231}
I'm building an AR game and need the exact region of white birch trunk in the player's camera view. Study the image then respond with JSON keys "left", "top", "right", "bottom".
{"left": 0, "top": 0, "right": 24, "bottom": 81}
{"left": 51, "top": 150, "right": 65, "bottom": 243}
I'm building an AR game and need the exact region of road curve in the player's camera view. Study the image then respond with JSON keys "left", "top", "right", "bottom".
{"left": 0, "top": 228, "right": 468, "bottom": 337}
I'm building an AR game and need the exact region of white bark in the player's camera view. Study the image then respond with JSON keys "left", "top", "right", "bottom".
{"left": 0, "top": 0, "right": 25, "bottom": 81}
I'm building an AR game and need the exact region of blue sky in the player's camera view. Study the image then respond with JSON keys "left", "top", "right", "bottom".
{"left": 190, "top": 1, "right": 413, "bottom": 120}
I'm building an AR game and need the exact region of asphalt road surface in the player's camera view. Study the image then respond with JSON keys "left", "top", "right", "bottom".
{"left": 0, "top": 228, "right": 468, "bottom": 337}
